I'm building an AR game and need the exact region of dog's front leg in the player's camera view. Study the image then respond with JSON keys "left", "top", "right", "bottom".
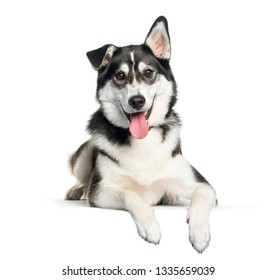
{"left": 89, "top": 185, "right": 161, "bottom": 245}
{"left": 186, "top": 183, "right": 216, "bottom": 253}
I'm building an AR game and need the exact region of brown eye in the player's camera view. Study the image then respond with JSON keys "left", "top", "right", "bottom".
{"left": 114, "top": 71, "right": 126, "bottom": 81}
{"left": 144, "top": 68, "right": 154, "bottom": 78}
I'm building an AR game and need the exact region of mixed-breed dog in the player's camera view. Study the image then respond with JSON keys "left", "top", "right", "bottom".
{"left": 65, "top": 16, "right": 217, "bottom": 253}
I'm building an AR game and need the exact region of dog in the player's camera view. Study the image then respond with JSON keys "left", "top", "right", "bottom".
{"left": 65, "top": 16, "right": 217, "bottom": 253}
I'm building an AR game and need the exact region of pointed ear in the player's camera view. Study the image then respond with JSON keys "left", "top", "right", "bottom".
{"left": 86, "top": 44, "right": 117, "bottom": 70}
{"left": 144, "top": 16, "right": 171, "bottom": 60}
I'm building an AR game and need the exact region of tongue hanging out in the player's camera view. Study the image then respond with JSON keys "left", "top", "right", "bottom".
{"left": 129, "top": 112, "right": 149, "bottom": 139}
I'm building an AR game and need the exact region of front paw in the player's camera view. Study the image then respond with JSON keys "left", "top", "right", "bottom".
{"left": 134, "top": 210, "right": 161, "bottom": 245}
{"left": 187, "top": 210, "right": 211, "bottom": 253}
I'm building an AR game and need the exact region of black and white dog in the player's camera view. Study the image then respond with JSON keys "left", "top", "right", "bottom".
{"left": 66, "top": 16, "right": 217, "bottom": 253}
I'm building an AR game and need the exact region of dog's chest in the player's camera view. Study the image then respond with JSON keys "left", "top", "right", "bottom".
{"left": 115, "top": 128, "right": 177, "bottom": 185}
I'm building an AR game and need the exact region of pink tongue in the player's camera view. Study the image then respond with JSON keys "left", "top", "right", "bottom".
{"left": 129, "top": 112, "right": 149, "bottom": 139}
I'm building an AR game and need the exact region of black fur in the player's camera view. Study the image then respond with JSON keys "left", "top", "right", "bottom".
{"left": 88, "top": 167, "right": 101, "bottom": 206}
{"left": 87, "top": 44, "right": 114, "bottom": 69}
{"left": 172, "top": 140, "right": 182, "bottom": 157}
{"left": 87, "top": 109, "right": 131, "bottom": 146}
{"left": 88, "top": 147, "right": 119, "bottom": 205}
{"left": 191, "top": 165, "right": 209, "bottom": 184}
{"left": 88, "top": 148, "right": 101, "bottom": 206}
{"left": 157, "top": 193, "right": 172, "bottom": 205}
{"left": 158, "top": 124, "right": 171, "bottom": 142}
{"left": 98, "top": 149, "right": 119, "bottom": 164}
{"left": 165, "top": 94, "right": 177, "bottom": 119}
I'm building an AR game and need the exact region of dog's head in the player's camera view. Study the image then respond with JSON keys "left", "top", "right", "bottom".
{"left": 87, "top": 16, "right": 177, "bottom": 139}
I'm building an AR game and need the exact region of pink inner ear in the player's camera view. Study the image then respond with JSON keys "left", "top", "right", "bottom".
{"left": 153, "top": 34, "right": 165, "bottom": 58}
{"left": 103, "top": 54, "right": 111, "bottom": 65}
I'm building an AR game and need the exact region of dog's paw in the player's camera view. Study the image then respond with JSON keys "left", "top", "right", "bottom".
{"left": 134, "top": 210, "right": 161, "bottom": 245}
{"left": 187, "top": 209, "right": 211, "bottom": 253}
{"left": 65, "top": 185, "right": 86, "bottom": 200}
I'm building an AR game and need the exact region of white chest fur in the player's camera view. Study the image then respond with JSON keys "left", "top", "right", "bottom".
{"left": 93, "top": 125, "right": 185, "bottom": 187}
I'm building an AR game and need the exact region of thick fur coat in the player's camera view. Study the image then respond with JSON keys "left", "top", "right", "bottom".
{"left": 66, "top": 16, "right": 217, "bottom": 253}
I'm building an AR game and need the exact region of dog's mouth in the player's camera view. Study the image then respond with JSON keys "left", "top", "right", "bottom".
{"left": 123, "top": 103, "right": 154, "bottom": 140}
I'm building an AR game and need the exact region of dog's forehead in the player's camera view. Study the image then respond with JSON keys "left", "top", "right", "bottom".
{"left": 114, "top": 45, "right": 156, "bottom": 72}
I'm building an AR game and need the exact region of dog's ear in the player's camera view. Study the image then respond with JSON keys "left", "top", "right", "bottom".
{"left": 86, "top": 44, "right": 117, "bottom": 70}
{"left": 144, "top": 16, "right": 171, "bottom": 60}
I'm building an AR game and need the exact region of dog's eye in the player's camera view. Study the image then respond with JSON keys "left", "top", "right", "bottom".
{"left": 143, "top": 69, "right": 154, "bottom": 79}
{"left": 114, "top": 71, "right": 126, "bottom": 81}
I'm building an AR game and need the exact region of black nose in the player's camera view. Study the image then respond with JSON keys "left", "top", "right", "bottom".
{"left": 128, "top": 95, "right": 146, "bottom": 110}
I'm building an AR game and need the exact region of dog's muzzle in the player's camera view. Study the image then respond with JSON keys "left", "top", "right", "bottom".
{"left": 123, "top": 95, "right": 154, "bottom": 140}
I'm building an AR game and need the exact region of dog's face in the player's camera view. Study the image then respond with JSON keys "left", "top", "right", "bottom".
{"left": 87, "top": 16, "right": 177, "bottom": 139}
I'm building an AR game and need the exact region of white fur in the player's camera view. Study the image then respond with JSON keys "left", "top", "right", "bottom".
{"left": 187, "top": 184, "right": 216, "bottom": 252}
{"left": 118, "top": 63, "right": 129, "bottom": 75}
{"left": 138, "top": 61, "right": 154, "bottom": 73}
{"left": 130, "top": 51, "right": 135, "bottom": 71}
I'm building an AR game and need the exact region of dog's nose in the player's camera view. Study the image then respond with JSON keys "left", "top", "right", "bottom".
{"left": 128, "top": 95, "right": 145, "bottom": 110}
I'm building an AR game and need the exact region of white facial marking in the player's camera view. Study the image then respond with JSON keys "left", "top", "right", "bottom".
{"left": 119, "top": 63, "right": 129, "bottom": 75}
{"left": 130, "top": 51, "right": 135, "bottom": 72}
{"left": 138, "top": 62, "right": 155, "bottom": 76}
{"left": 130, "top": 51, "right": 134, "bottom": 63}
{"left": 138, "top": 61, "right": 147, "bottom": 72}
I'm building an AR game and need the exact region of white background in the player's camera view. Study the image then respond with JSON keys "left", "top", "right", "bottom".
{"left": 1, "top": 0, "right": 276, "bottom": 279}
